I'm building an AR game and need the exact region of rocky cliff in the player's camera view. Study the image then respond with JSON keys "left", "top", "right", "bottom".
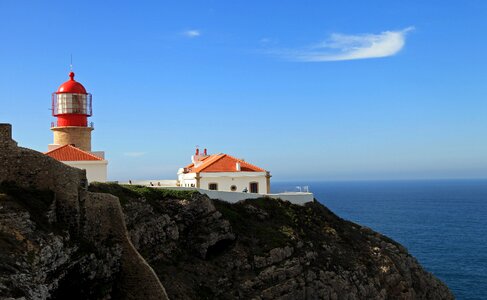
{"left": 89, "top": 183, "right": 454, "bottom": 300}
{"left": 1, "top": 123, "right": 453, "bottom": 300}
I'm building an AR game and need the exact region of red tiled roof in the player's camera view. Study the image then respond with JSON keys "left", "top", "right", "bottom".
{"left": 184, "top": 155, "right": 212, "bottom": 169}
{"left": 45, "top": 145, "right": 103, "bottom": 161}
{"left": 185, "top": 153, "right": 265, "bottom": 173}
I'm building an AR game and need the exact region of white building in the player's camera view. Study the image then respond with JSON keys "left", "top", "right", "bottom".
{"left": 177, "top": 148, "right": 271, "bottom": 194}
{"left": 45, "top": 144, "right": 108, "bottom": 183}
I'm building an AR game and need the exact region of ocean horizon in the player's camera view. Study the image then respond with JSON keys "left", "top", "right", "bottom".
{"left": 272, "top": 179, "right": 487, "bottom": 300}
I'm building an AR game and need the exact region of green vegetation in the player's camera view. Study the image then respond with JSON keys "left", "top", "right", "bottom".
{"left": 213, "top": 198, "right": 299, "bottom": 254}
{"left": 88, "top": 183, "right": 197, "bottom": 211}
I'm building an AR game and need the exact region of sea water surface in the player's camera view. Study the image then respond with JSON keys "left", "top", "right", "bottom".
{"left": 272, "top": 180, "right": 487, "bottom": 300}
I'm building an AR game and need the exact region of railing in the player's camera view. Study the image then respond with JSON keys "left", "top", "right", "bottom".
{"left": 273, "top": 185, "right": 311, "bottom": 194}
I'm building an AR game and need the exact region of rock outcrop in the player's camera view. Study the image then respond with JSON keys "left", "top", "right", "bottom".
{"left": 90, "top": 183, "right": 454, "bottom": 300}
{"left": 0, "top": 124, "right": 168, "bottom": 299}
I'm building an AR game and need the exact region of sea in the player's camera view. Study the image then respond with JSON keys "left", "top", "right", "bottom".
{"left": 272, "top": 180, "right": 487, "bottom": 300}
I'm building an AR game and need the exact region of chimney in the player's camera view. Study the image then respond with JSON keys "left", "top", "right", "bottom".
{"left": 204, "top": 148, "right": 207, "bottom": 156}
{"left": 192, "top": 147, "right": 203, "bottom": 166}
{"left": 236, "top": 162, "right": 241, "bottom": 171}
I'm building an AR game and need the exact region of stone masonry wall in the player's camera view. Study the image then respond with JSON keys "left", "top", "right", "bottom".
{"left": 0, "top": 124, "right": 15, "bottom": 145}
{"left": 1, "top": 123, "right": 85, "bottom": 231}
{"left": 51, "top": 126, "right": 93, "bottom": 152}
{"left": 0, "top": 123, "right": 168, "bottom": 299}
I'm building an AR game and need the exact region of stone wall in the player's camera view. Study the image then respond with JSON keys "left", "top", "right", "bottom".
{"left": 0, "top": 123, "right": 14, "bottom": 145}
{"left": 0, "top": 123, "right": 168, "bottom": 299}
{"left": 51, "top": 126, "right": 93, "bottom": 152}
{"left": 1, "top": 123, "right": 85, "bottom": 231}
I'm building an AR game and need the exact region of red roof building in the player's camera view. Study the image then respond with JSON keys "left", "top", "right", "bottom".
{"left": 184, "top": 153, "right": 266, "bottom": 173}
{"left": 178, "top": 148, "right": 271, "bottom": 194}
{"left": 45, "top": 144, "right": 103, "bottom": 161}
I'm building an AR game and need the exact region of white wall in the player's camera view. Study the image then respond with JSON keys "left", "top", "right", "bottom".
{"left": 199, "top": 173, "right": 267, "bottom": 193}
{"left": 121, "top": 180, "right": 178, "bottom": 187}
{"left": 178, "top": 172, "right": 197, "bottom": 187}
{"left": 64, "top": 160, "right": 108, "bottom": 183}
{"left": 156, "top": 187, "right": 314, "bottom": 205}
{"left": 198, "top": 189, "right": 313, "bottom": 205}
{"left": 178, "top": 171, "right": 268, "bottom": 193}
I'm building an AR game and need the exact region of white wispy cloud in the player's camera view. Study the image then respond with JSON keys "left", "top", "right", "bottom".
{"left": 279, "top": 27, "right": 414, "bottom": 62}
{"left": 182, "top": 30, "right": 201, "bottom": 38}
{"left": 123, "top": 152, "right": 147, "bottom": 157}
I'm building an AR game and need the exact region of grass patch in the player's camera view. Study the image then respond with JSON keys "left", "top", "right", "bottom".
{"left": 88, "top": 183, "right": 198, "bottom": 210}
{"left": 123, "top": 185, "right": 197, "bottom": 202}
{"left": 88, "top": 183, "right": 141, "bottom": 206}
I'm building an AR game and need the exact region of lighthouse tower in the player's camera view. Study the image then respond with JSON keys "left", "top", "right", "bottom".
{"left": 49, "top": 71, "right": 93, "bottom": 151}
{"left": 46, "top": 71, "right": 108, "bottom": 183}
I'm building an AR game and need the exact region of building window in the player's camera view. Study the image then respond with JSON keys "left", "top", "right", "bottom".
{"left": 230, "top": 185, "right": 237, "bottom": 192}
{"left": 209, "top": 183, "right": 218, "bottom": 191}
{"left": 250, "top": 182, "right": 259, "bottom": 193}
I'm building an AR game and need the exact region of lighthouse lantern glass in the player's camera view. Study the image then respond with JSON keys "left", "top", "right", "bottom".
{"left": 52, "top": 93, "right": 92, "bottom": 116}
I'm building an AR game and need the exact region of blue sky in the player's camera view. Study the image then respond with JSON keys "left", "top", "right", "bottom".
{"left": 1, "top": 1, "right": 486, "bottom": 181}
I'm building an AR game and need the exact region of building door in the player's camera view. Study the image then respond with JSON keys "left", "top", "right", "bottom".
{"left": 249, "top": 182, "right": 259, "bottom": 193}
{"left": 209, "top": 183, "right": 218, "bottom": 190}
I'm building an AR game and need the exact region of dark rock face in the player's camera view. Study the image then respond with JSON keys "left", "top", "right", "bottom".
{"left": 91, "top": 184, "right": 454, "bottom": 300}
{"left": 0, "top": 183, "right": 123, "bottom": 299}
{"left": 0, "top": 124, "right": 167, "bottom": 300}
{"left": 0, "top": 183, "right": 168, "bottom": 300}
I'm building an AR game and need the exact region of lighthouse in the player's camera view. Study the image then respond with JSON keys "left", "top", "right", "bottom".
{"left": 49, "top": 71, "right": 93, "bottom": 151}
{"left": 45, "top": 71, "right": 108, "bottom": 182}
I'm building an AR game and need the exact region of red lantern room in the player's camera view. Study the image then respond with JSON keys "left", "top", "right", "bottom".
{"left": 52, "top": 71, "right": 92, "bottom": 127}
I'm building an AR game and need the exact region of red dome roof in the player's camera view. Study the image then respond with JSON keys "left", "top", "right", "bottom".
{"left": 56, "top": 72, "right": 87, "bottom": 94}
